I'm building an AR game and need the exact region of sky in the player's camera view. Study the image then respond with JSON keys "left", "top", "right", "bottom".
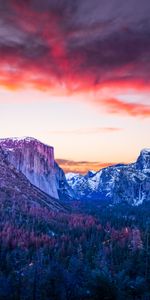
{"left": 0, "top": 0, "right": 150, "bottom": 173}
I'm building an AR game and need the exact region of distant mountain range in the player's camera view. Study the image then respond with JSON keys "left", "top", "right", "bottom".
{"left": 66, "top": 149, "right": 150, "bottom": 205}
{"left": 0, "top": 137, "right": 149, "bottom": 207}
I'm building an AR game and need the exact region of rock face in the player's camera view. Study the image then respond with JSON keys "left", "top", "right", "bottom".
{"left": 136, "top": 149, "right": 150, "bottom": 171}
{"left": 66, "top": 149, "right": 150, "bottom": 205}
{"left": 0, "top": 147, "right": 65, "bottom": 212}
{"left": 0, "top": 137, "right": 73, "bottom": 200}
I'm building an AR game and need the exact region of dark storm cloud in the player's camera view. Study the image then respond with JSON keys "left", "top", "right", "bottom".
{"left": 0, "top": 0, "right": 150, "bottom": 94}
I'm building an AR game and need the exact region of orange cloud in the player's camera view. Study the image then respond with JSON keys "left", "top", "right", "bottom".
{"left": 48, "top": 127, "right": 121, "bottom": 135}
{"left": 56, "top": 159, "right": 118, "bottom": 174}
{"left": 101, "top": 98, "right": 150, "bottom": 117}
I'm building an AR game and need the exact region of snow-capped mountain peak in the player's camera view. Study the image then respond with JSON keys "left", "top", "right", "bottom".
{"left": 66, "top": 149, "right": 150, "bottom": 205}
{"left": 136, "top": 148, "right": 150, "bottom": 171}
{"left": 65, "top": 172, "right": 80, "bottom": 181}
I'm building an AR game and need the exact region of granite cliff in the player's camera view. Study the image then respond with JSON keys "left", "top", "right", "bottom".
{"left": 0, "top": 137, "right": 73, "bottom": 200}
{"left": 0, "top": 147, "right": 65, "bottom": 211}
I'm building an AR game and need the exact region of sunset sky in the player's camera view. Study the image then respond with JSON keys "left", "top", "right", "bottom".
{"left": 0, "top": 0, "right": 150, "bottom": 173}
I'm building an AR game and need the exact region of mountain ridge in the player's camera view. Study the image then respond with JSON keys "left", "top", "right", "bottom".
{"left": 0, "top": 137, "right": 149, "bottom": 206}
{"left": 66, "top": 148, "right": 150, "bottom": 205}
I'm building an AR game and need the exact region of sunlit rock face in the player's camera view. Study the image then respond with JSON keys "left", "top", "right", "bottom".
{"left": 0, "top": 146, "right": 65, "bottom": 212}
{"left": 136, "top": 149, "right": 150, "bottom": 171}
{"left": 0, "top": 137, "right": 71, "bottom": 200}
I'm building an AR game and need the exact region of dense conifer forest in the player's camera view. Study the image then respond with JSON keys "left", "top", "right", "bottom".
{"left": 0, "top": 196, "right": 150, "bottom": 300}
